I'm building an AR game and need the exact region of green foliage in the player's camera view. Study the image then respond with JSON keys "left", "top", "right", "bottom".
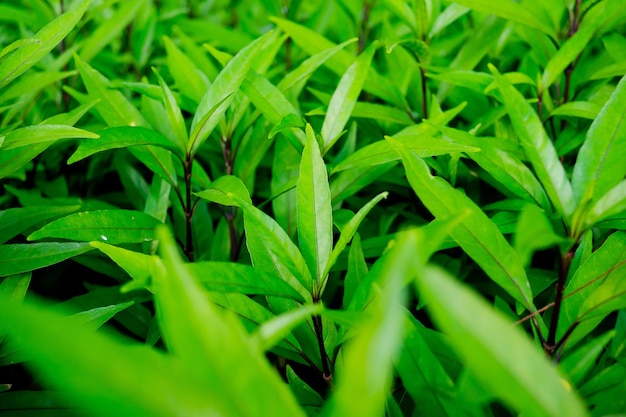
{"left": 1, "top": 1, "right": 626, "bottom": 416}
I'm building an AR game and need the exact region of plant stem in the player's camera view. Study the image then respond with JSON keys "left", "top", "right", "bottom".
{"left": 183, "top": 154, "right": 195, "bottom": 261}
{"left": 312, "top": 314, "right": 333, "bottom": 387}
{"left": 358, "top": 1, "right": 374, "bottom": 53}
{"left": 420, "top": 66, "right": 428, "bottom": 119}
{"left": 546, "top": 246, "right": 576, "bottom": 352}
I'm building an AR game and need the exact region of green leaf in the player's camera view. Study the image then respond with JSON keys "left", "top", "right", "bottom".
{"left": 514, "top": 204, "right": 568, "bottom": 267}
{"left": 297, "top": 124, "right": 333, "bottom": 284}
{"left": 0, "top": 242, "right": 93, "bottom": 276}
{"left": 0, "top": 125, "right": 98, "bottom": 150}
{"left": 0, "top": 205, "right": 81, "bottom": 244}
{"left": 271, "top": 17, "right": 407, "bottom": 109}
{"left": 586, "top": 179, "right": 626, "bottom": 227}
{"left": 331, "top": 103, "right": 471, "bottom": 173}
{"left": 0, "top": 293, "right": 246, "bottom": 417}
{"left": 549, "top": 101, "right": 602, "bottom": 120}
{"left": 195, "top": 174, "right": 252, "bottom": 207}
{"left": 153, "top": 68, "right": 189, "bottom": 155}
{"left": 241, "top": 70, "right": 306, "bottom": 147}
{"left": 396, "top": 313, "right": 463, "bottom": 416}
{"left": 321, "top": 192, "right": 388, "bottom": 293}
{"left": 436, "top": 125, "right": 551, "bottom": 210}
{"left": 416, "top": 265, "right": 588, "bottom": 417}
{"left": 0, "top": 272, "right": 31, "bottom": 303}
{"left": 236, "top": 197, "right": 313, "bottom": 301}
{"left": 450, "top": 0, "right": 555, "bottom": 38}
{"left": 90, "top": 242, "right": 155, "bottom": 290}
{"left": 75, "top": 54, "right": 149, "bottom": 128}
{"left": 27, "top": 210, "right": 161, "bottom": 244}
{"left": 321, "top": 42, "right": 376, "bottom": 152}
{"left": 162, "top": 35, "right": 210, "bottom": 105}
{"left": 490, "top": 64, "right": 575, "bottom": 222}
{"left": 153, "top": 226, "right": 306, "bottom": 417}
{"left": 559, "top": 231, "right": 626, "bottom": 347}
{"left": 68, "top": 126, "right": 180, "bottom": 164}
{"left": 324, "top": 231, "right": 412, "bottom": 417}
{"left": 278, "top": 38, "right": 358, "bottom": 94}
{"left": 572, "top": 75, "right": 626, "bottom": 233}
{"left": 254, "top": 303, "right": 323, "bottom": 351}
{"left": 0, "top": 0, "right": 90, "bottom": 89}
{"left": 387, "top": 137, "right": 534, "bottom": 310}
{"left": 188, "top": 30, "right": 279, "bottom": 155}
{"left": 79, "top": 0, "right": 144, "bottom": 63}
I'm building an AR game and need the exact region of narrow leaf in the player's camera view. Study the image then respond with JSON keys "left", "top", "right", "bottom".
{"left": 490, "top": 64, "right": 575, "bottom": 222}
{"left": 28, "top": 210, "right": 161, "bottom": 244}
{"left": 321, "top": 42, "right": 376, "bottom": 152}
{"left": 416, "top": 265, "right": 588, "bottom": 417}
{"left": 68, "top": 126, "right": 180, "bottom": 164}
{"left": 0, "top": 242, "right": 92, "bottom": 276}
{"left": 0, "top": 125, "right": 98, "bottom": 150}
{"left": 388, "top": 137, "right": 534, "bottom": 310}
{"left": 188, "top": 30, "right": 279, "bottom": 155}
{"left": 0, "top": 0, "right": 90, "bottom": 88}
{"left": 298, "top": 124, "right": 333, "bottom": 283}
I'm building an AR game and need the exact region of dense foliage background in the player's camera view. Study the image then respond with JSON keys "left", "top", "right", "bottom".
{"left": 1, "top": 0, "right": 626, "bottom": 416}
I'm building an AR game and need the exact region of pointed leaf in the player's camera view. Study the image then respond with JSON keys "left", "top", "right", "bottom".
{"left": 153, "top": 227, "right": 306, "bottom": 417}
{"left": 28, "top": 210, "right": 161, "bottom": 244}
{"left": 388, "top": 137, "right": 534, "bottom": 310}
{"left": 416, "top": 264, "right": 588, "bottom": 417}
{"left": 450, "top": 0, "right": 555, "bottom": 38}
{"left": 490, "top": 65, "right": 575, "bottom": 222}
{"left": 0, "top": 0, "right": 90, "bottom": 88}
{"left": 153, "top": 68, "right": 189, "bottom": 154}
{"left": 68, "top": 126, "right": 180, "bottom": 163}
{"left": 572, "top": 75, "right": 626, "bottom": 232}
{"left": 254, "top": 303, "right": 323, "bottom": 351}
{"left": 188, "top": 30, "right": 279, "bottom": 155}
{"left": 321, "top": 42, "right": 376, "bottom": 152}
{"left": 0, "top": 205, "right": 81, "bottom": 244}
{"left": 0, "top": 125, "right": 98, "bottom": 150}
{"left": 298, "top": 125, "right": 333, "bottom": 283}
{"left": 324, "top": 231, "right": 411, "bottom": 417}
{"left": 0, "top": 242, "right": 93, "bottom": 276}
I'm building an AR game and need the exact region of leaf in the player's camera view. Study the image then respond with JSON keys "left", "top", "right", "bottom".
{"left": 321, "top": 42, "right": 376, "bottom": 152}
{"left": 195, "top": 174, "right": 252, "bottom": 207}
{"left": 490, "top": 64, "right": 575, "bottom": 222}
{"left": 74, "top": 54, "right": 149, "bottom": 128}
{"left": 79, "top": 0, "right": 143, "bottom": 63}
{"left": 324, "top": 231, "right": 412, "bottom": 417}
{"left": 297, "top": 124, "right": 333, "bottom": 284}
{"left": 271, "top": 17, "right": 407, "bottom": 109}
{"left": 436, "top": 125, "right": 551, "bottom": 210}
{"left": 514, "top": 204, "right": 568, "bottom": 267}
{"left": 396, "top": 313, "right": 463, "bottom": 416}
{"left": 549, "top": 101, "right": 602, "bottom": 120}
{"left": 0, "top": 125, "right": 99, "bottom": 150}
{"left": 188, "top": 30, "right": 279, "bottom": 155}
{"left": 387, "top": 137, "right": 534, "bottom": 310}
{"left": 0, "top": 205, "right": 81, "bottom": 244}
{"left": 572, "top": 75, "right": 626, "bottom": 234}
{"left": 450, "top": 0, "right": 555, "bottom": 38}
{"left": 586, "top": 179, "right": 626, "bottom": 227}
{"left": 237, "top": 198, "right": 313, "bottom": 301}
{"left": 27, "top": 210, "right": 162, "bottom": 244}
{"left": 68, "top": 126, "right": 180, "bottom": 163}
{"left": 278, "top": 38, "right": 358, "bottom": 94}
{"left": 0, "top": 242, "right": 93, "bottom": 276}
{"left": 321, "top": 192, "right": 388, "bottom": 293}
{"left": 331, "top": 102, "right": 470, "bottom": 173}
{"left": 254, "top": 303, "right": 323, "bottom": 351}
{"left": 0, "top": 293, "right": 246, "bottom": 417}
{"left": 90, "top": 242, "right": 155, "bottom": 290}
{"left": 415, "top": 265, "right": 588, "bottom": 417}
{"left": 162, "top": 35, "right": 210, "bottom": 105}
{"left": 153, "top": 68, "right": 189, "bottom": 155}
{"left": 240, "top": 70, "right": 306, "bottom": 147}
{"left": 559, "top": 231, "right": 626, "bottom": 347}
{"left": 153, "top": 226, "right": 307, "bottom": 416}
{"left": 0, "top": 0, "right": 90, "bottom": 89}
